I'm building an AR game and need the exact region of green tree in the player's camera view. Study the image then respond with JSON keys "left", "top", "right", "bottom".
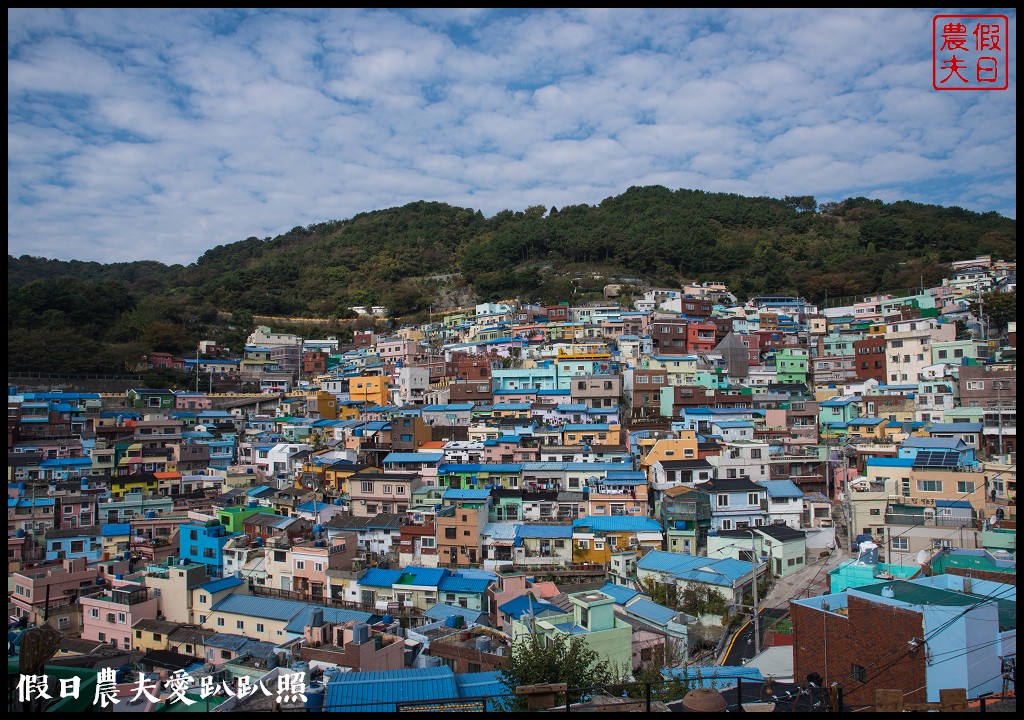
{"left": 499, "top": 634, "right": 612, "bottom": 710}
{"left": 969, "top": 290, "right": 1016, "bottom": 335}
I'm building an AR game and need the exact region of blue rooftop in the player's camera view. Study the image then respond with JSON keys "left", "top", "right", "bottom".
{"left": 324, "top": 666, "right": 499, "bottom": 713}
{"left": 625, "top": 598, "right": 678, "bottom": 626}
{"left": 572, "top": 516, "right": 662, "bottom": 533}
{"left": 384, "top": 452, "right": 445, "bottom": 464}
{"left": 437, "top": 576, "right": 491, "bottom": 594}
{"left": 759, "top": 479, "right": 804, "bottom": 498}
{"left": 101, "top": 523, "right": 131, "bottom": 537}
{"left": 596, "top": 582, "right": 646, "bottom": 606}
{"left": 515, "top": 525, "right": 573, "bottom": 539}
{"left": 359, "top": 569, "right": 404, "bottom": 588}
{"left": 498, "top": 594, "right": 564, "bottom": 621}
{"left": 199, "top": 576, "right": 244, "bottom": 594}
{"left": 443, "top": 488, "right": 491, "bottom": 501}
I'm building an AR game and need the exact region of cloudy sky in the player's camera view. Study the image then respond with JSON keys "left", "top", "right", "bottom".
{"left": 8, "top": 8, "right": 1017, "bottom": 265}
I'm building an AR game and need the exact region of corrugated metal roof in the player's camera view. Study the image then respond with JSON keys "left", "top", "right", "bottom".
{"left": 384, "top": 452, "right": 445, "bottom": 463}
{"left": 596, "top": 582, "right": 645, "bottom": 606}
{"left": 572, "top": 516, "right": 662, "bottom": 533}
{"left": 439, "top": 463, "right": 522, "bottom": 473}
{"left": 625, "top": 598, "right": 678, "bottom": 626}
{"left": 101, "top": 523, "right": 131, "bottom": 536}
{"left": 443, "top": 488, "right": 491, "bottom": 500}
{"left": 324, "top": 666, "right": 458, "bottom": 712}
{"left": 498, "top": 595, "right": 563, "bottom": 620}
{"left": 437, "top": 576, "right": 490, "bottom": 594}
{"left": 359, "top": 569, "right": 404, "bottom": 588}
{"left": 422, "top": 604, "right": 487, "bottom": 623}
{"left": 209, "top": 594, "right": 308, "bottom": 622}
{"left": 283, "top": 605, "right": 373, "bottom": 633}
{"left": 398, "top": 566, "right": 448, "bottom": 587}
{"left": 515, "top": 525, "right": 573, "bottom": 539}
{"left": 480, "top": 523, "right": 518, "bottom": 541}
{"left": 759, "top": 479, "right": 804, "bottom": 498}
{"left": 198, "top": 576, "right": 244, "bottom": 594}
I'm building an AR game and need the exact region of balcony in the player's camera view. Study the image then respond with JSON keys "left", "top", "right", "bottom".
{"left": 884, "top": 513, "right": 977, "bottom": 528}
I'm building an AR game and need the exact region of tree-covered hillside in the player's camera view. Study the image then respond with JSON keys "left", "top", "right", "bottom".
{"left": 8, "top": 186, "right": 1016, "bottom": 374}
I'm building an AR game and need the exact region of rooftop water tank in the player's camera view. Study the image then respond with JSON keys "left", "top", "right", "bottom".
{"left": 352, "top": 623, "right": 370, "bottom": 645}
{"left": 881, "top": 586, "right": 896, "bottom": 598}
{"left": 382, "top": 614, "right": 393, "bottom": 625}
{"left": 303, "top": 682, "right": 326, "bottom": 713}
{"left": 311, "top": 608, "right": 325, "bottom": 627}
{"left": 15, "top": 528, "right": 25, "bottom": 538}
{"left": 248, "top": 500, "right": 258, "bottom": 507}
{"left": 476, "top": 636, "right": 491, "bottom": 653}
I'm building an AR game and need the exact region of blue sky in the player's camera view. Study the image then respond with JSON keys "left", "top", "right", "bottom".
{"left": 8, "top": 8, "right": 1017, "bottom": 265}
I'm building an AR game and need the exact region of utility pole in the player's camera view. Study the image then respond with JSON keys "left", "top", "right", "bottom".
{"left": 746, "top": 528, "right": 761, "bottom": 657}
{"left": 992, "top": 380, "right": 1009, "bottom": 457}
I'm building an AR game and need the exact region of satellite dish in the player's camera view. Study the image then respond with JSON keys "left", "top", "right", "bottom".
{"left": 916, "top": 549, "right": 930, "bottom": 566}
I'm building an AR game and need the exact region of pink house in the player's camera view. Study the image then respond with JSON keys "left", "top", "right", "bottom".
{"left": 81, "top": 581, "right": 159, "bottom": 651}
{"left": 174, "top": 393, "right": 213, "bottom": 411}
{"left": 11, "top": 557, "right": 129, "bottom": 630}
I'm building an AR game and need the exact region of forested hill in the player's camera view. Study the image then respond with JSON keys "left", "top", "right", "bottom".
{"left": 8, "top": 185, "right": 1016, "bottom": 374}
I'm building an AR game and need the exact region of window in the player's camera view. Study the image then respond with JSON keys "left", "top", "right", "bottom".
{"left": 296, "top": 561, "right": 305, "bottom": 570}
{"left": 748, "top": 493, "right": 761, "bottom": 506}
{"left": 869, "top": 508, "right": 881, "bottom": 516}
{"left": 118, "top": 612, "right": 126, "bottom": 623}
{"left": 217, "top": 618, "right": 225, "bottom": 627}
{"left": 750, "top": 449, "right": 762, "bottom": 459}
{"left": 720, "top": 519, "right": 733, "bottom": 530}
{"left": 892, "top": 537, "right": 909, "bottom": 550}
{"left": 198, "top": 594, "right": 207, "bottom": 604}
{"left": 383, "top": 485, "right": 393, "bottom": 495}
{"left": 153, "top": 633, "right": 162, "bottom": 642}
{"left": 361, "top": 481, "right": 373, "bottom": 493}
{"left": 577, "top": 540, "right": 590, "bottom": 550}
{"left": 852, "top": 664, "right": 867, "bottom": 682}
{"left": 422, "top": 538, "right": 435, "bottom": 548}
{"left": 717, "top": 494, "right": 729, "bottom": 508}
{"left": 199, "top": 615, "right": 207, "bottom": 624}
{"left": 916, "top": 480, "right": 942, "bottom": 492}
{"left": 445, "top": 527, "right": 457, "bottom": 539}
{"left": 956, "top": 481, "right": 976, "bottom": 494}
{"left": 136, "top": 630, "right": 143, "bottom": 639}
{"left": 236, "top": 620, "right": 244, "bottom": 630}
{"left": 221, "top": 650, "right": 232, "bottom": 660}
{"left": 315, "top": 563, "right": 323, "bottom": 572}
{"left": 396, "top": 485, "right": 406, "bottom": 495}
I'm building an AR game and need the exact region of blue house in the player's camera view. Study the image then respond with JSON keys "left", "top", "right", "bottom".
{"left": 45, "top": 525, "right": 103, "bottom": 562}
{"left": 179, "top": 521, "right": 237, "bottom": 577}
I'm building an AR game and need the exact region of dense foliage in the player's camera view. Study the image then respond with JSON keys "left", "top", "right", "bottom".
{"left": 499, "top": 633, "right": 612, "bottom": 710}
{"left": 8, "top": 186, "right": 1016, "bottom": 373}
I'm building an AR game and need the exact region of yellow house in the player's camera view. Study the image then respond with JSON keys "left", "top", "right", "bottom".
{"left": 110, "top": 473, "right": 160, "bottom": 498}
{"left": 324, "top": 463, "right": 378, "bottom": 495}
{"left": 645, "top": 355, "right": 698, "bottom": 385}
{"left": 846, "top": 418, "right": 890, "bottom": 442}
{"left": 102, "top": 525, "right": 131, "bottom": 558}
{"left": 348, "top": 375, "right": 392, "bottom": 406}
{"left": 131, "top": 618, "right": 181, "bottom": 653}
{"left": 306, "top": 391, "right": 339, "bottom": 420}
{"left": 571, "top": 516, "right": 663, "bottom": 564}
{"left": 562, "top": 423, "right": 621, "bottom": 446}
{"left": 638, "top": 434, "right": 700, "bottom": 479}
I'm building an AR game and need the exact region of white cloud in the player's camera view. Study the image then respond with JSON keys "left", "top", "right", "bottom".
{"left": 7, "top": 8, "right": 1016, "bottom": 264}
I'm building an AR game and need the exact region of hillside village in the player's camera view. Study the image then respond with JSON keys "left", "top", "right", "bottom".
{"left": 8, "top": 254, "right": 1016, "bottom": 712}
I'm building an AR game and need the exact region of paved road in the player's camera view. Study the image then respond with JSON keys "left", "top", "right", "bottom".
{"left": 718, "top": 541, "right": 853, "bottom": 665}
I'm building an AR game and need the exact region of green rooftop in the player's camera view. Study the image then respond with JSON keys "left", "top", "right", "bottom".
{"left": 857, "top": 580, "right": 1016, "bottom": 630}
